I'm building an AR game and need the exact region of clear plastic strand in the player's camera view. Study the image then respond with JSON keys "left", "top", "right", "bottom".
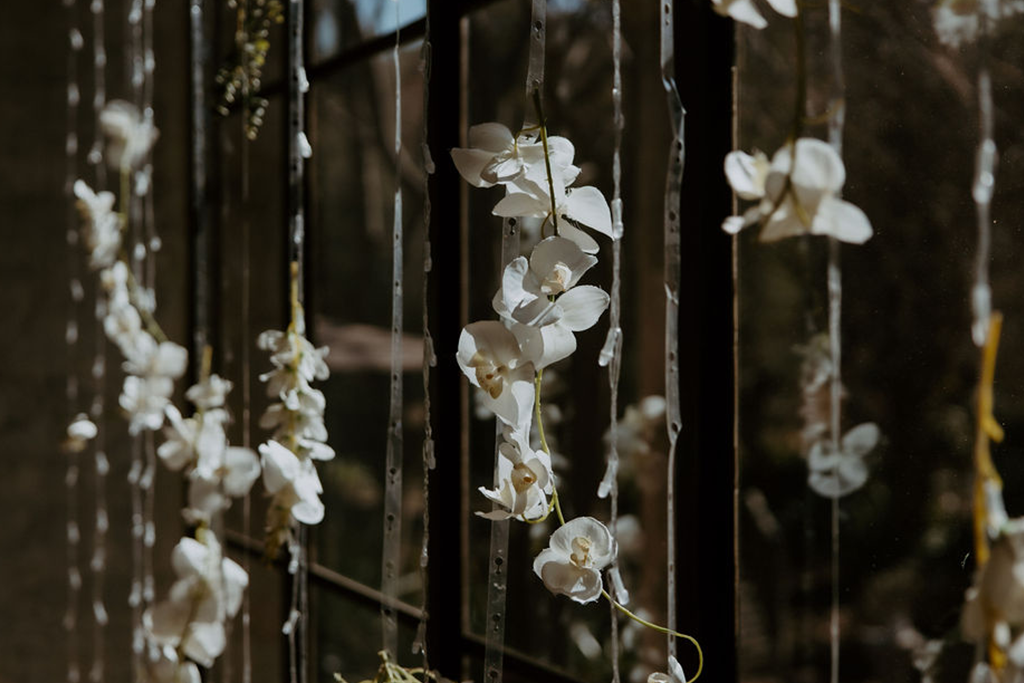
{"left": 90, "top": 296, "right": 109, "bottom": 683}
{"left": 88, "top": 0, "right": 106, "bottom": 188}
{"left": 971, "top": 4, "right": 996, "bottom": 348}
{"left": 605, "top": 1, "right": 625, "bottom": 681}
{"left": 239, "top": 0, "right": 254, "bottom": 679}
{"left": 65, "top": 2, "right": 83, "bottom": 679}
{"left": 88, "top": 1, "right": 107, "bottom": 678}
{"left": 286, "top": 1, "right": 308, "bottom": 681}
{"left": 414, "top": 7, "right": 434, "bottom": 667}
{"left": 381, "top": 0, "right": 404, "bottom": 658}
{"left": 826, "top": 0, "right": 845, "bottom": 679}
{"left": 660, "top": 0, "right": 685, "bottom": 661}
{"left": 129, "top": 435, "right": 145, "bottom": 679}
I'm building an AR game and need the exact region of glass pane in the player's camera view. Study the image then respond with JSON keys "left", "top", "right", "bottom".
{"left": 736, "top": 8, "right": 1024, "bottom": 683}
{"left": 310, "top": 0, "right": 426, "bottom": 65}
{"left": 307, "top": 40, "right": 427, "bottom": 605}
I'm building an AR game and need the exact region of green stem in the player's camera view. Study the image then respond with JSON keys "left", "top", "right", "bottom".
{"left": 602, "top": 590, "right": 704, "bottom": 682}
{"left": 531, "top": 88, "right": 559, "bottom": 235}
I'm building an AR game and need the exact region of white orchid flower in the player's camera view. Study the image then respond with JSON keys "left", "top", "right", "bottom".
{"left": 456, "top": 321, "right": 536, "bottom": 430}
{"left": 478, "top": 428, "right": 554, "bottom": 522}
{"left": 144, "top": 535, "right": 247, "bottom": 668}
{"left": 258, "top": 329, "right": 329, "bottom": 385}
{"left": 507, "top": 291, "right": 610, "bottom": 371}
{"left": 493, "top": 175, "right": 614, "bottom": 254}
{"left": 933, "top": 0, "right": 1024, "bottom": 47}
{"left": 73, "top": 180, "right": 121, "bottom": 269}
{"left": 259, "top": 440, "right": 326, "bottom": 525}
{"left": 712, "top": 0, "right": 796, "bottom": 29}
{"left": 100, "top": 100, "right": 159, "bottom": 170}
{"left": 450, "top": 122, "right": 579, "bottom": 189}
{"left": 120, "top": 374, "right": 175, "bottom": 434}
{"left": 63, "top": 413, "right": 97, "bottom": 453}
{"left": 185, "top": 374, "right": 233, "bottom": 411}
{"left": 149, "top": 647, "right": 201, "bottom": 683}
{"left": 494, "top": 236, "right": 598, "bottom": 319}
{"left": 533, "top": 516, "right": 617, "bottom": 604}
{"left": 722, "top": 138, "right": 873, "bottom": 244}
{"left": 807, "top": 422, "right": 879, "bottom": 498}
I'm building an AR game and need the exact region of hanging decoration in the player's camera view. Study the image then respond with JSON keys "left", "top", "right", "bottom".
{"left": 449, "top": 50, "right": 703, "bottom": 681}
{"left": 62, "top": 2, "right": 87, "bottom": 681}
{"left": 596, "top": 0, "right": 625, "bottom": 675}
{"left": 216, "top": 0, "right": 284, "bottom": 140}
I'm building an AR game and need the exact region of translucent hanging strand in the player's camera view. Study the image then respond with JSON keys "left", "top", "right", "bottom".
{"left": 971, "top": 0, "right": 996, "bottom": 349}
{"left": 64, "top": 2, "right": 84, "bottom": 680}
{"left": 412, "top": 4, "right": 435, "bottom": 667}
{"left": 482, "top": 4, "right": 545, "bottom": 682}
{"left": 238, "top": 0, "right": 255, "bottom": 679}
{"left": 660, "top": 0, "right": 685, "bottom": 664}
{"left": 285, "top": 1, "right": 311, "bottom": 681}
{"left": 825, "top": 1, "right": 845, "bottom": 680}
{"left": 597, "top": 0, "right": 625, "bottom": 680}
{"left": 88, "top": 2, "right": 109, "bottom": 681}
{"left": 125, "top": 2, "right": 147, "bottom": 675}
{"left": 381, "top": 0, "right": 404, "bottom": 660}
{"left": 140, "top": 1, "right": 159, "bottom": 652}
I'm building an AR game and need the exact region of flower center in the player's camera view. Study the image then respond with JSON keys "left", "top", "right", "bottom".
{"left": 510, "top": 462, "right": 537, "bottom": 493}
{"left": 540, "top": 262, "right": 573, "bottom": 295}
{"left": 570, "top": 536, "right": 592, "bottom": 568}
{"left": 469, "top": 352, "right": 508, "bottom": 399}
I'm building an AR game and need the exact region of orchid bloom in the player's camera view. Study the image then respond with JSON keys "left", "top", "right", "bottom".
{"left": 100, "top": 100, "right": 159, "bottom": 171}
{"left": 491, "top": 239, "right": 610, "bottom": 369}
{"left": 492, "top": 175, "right": 614, "bottom": 254}
{"left": 478, "top": 428, "right": 554, "bottom": 522}
{"left": 73, "top": 180, "right": 121, "bottom": 269}
{"left": 534, "top": 516, "right": 617, "bottom": 604}
{"left": 144, "top": 534, "right": 247, "bottom": 669}
{"left": 456, "top": 321, "right": 536, "bottom": 430}
{"left": 722, "top": 138, "right": 873, "bottom": 244}
{"left": 259, "top": 439, "right": 326, "bottom": 526}
{"left": 712, "top": 0, "right": 797, "bottom": 29}
{"left": 450, "top": 122, "right": 580, "bottom": 190}
{"left": 806, "top": 422, "right": 879, "bottom": 498}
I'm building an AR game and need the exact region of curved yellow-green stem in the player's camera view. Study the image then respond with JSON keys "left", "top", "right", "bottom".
{"left": 602, "top": 590, "right": 703, "bottom": 682}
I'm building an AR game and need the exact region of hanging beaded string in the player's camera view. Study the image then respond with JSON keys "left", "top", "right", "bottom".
{"left": 481, "top": 5, "right": 546, "bottom": 683}
{"left": 238, "top": 0, "right": 255, "bottom": 679}
{"left": 412, "top": 4, "right": 436, "bottom": 668}
{"left": 284, "top": 1, "right": 311, "bottom": 681}
{"left": 64, "top": 1, "right": 85, "bottom": 680}
{"left": 381, "top": 0, "right": 405, "bottom": 661}
{"left": 597, "top": 0, "right": 626, "bottom": 680}
{"left": 971, "top": 0, "right": 996, "bottom": 350}
{"left": 660, "top": 0, "right": 685, "bottom": 668}
{"left": 87, "top": 2, "right": 109, "bottom": 681}
{"left": 824, "top": 0, "right": 845, "bottom": 680}
{"left": 140, "top": 1, "right": 159, "bottom": 654}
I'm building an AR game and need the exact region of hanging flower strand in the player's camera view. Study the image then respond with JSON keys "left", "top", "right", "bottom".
{"left": 257, "top": 261, "right": 333, "bottom": 562}
{"left": 450, "top": 94, "right": 703, "bottom": 681}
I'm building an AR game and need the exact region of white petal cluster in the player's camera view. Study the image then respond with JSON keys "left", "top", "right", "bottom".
{"left": 533, "top": 516, "right": 617, "bottom": 604}
{"left": 722, "top": 138, "right": 873, "bottom": 245}
{"left": 451, "top": 123, "right": 616, "bottom": 253}
{"left": 477, "top": 427, "right": 554, "bottom": 522}
{"left": 933, "top": 0, "right": 1024, "bottom": 47}
{"left": 73, "top": 180, "right": 121, "bottom": 269}
{"left": 711, "top": 0, "right": 796, "bottom": 28}
{"left": 144, "top": 533, "right": 247, "bottom": 679}
{"left": 98, "top": 261, "right": 187, "bottom": 434}
{"left": 257, "top": 325, "right": 333, "bottom": 557}
{"left": 100, "top": 100, "right": 159, "bottom": 171}
{"left": 806, "top": 422, "right": 879, "bottom": 498}
{"left": 159, "top": 374, "right": 260, "bottom": 524}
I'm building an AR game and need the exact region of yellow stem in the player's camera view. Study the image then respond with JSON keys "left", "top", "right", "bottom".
{"left": 531, "top": 89, "right": 559, "bottom": 235}
{"left": 602, "top": 590, "right": 703, "bottom": 682}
